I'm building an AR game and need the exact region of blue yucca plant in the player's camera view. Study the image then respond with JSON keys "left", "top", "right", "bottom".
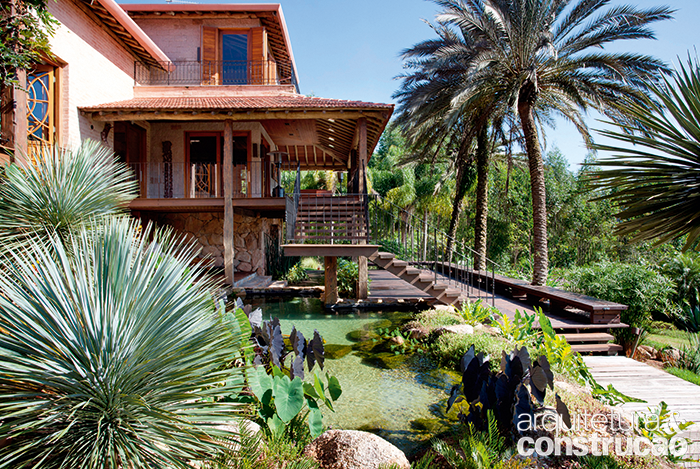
{"left": 0, "top": 216, "right": 248, "bottom": 468}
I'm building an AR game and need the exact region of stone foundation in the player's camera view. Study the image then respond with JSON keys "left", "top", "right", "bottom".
{"left": 140, "top": 210, "right": 282, "bottom": 276}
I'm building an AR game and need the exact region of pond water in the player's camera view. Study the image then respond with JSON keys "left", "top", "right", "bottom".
{"left": 246, "top": 296, "right": 461, "bottom": 455}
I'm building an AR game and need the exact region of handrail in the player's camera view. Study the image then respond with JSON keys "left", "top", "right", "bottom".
{"left": 286, "top": 162, "right": 301, "bottom": 241}
{"left": 134, "top": 60, "right": 296, "bottom": 87}
{"left": 285, "top": 189, "right": 500, "bottom": 306}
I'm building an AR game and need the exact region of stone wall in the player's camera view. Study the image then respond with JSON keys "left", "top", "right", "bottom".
{"left": 142, "top": 211, "right": 283, "bottom": 276}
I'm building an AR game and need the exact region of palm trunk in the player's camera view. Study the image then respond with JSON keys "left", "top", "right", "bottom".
{"left": 518, "top": 97, "right": 548, "bottom": 286}
{"left": 446, "top": 159, "right": 468, "bottom": 256}
{"left": 473, "top": 126, "right": 489, "bottom": 271}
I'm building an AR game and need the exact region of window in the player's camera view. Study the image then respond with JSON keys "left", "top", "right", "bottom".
{"left": 26, "top": 65, "right": 56, "bottom": 152}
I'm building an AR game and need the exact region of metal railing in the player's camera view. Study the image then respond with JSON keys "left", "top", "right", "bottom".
{"left": 126, "top": 160, "right": 296, "bottom": 199}
{"left": 286, "top": 163, "right": 301, "bottom": 241}
{"left": 135, "top": 60, "right": 297, "bottom": 89}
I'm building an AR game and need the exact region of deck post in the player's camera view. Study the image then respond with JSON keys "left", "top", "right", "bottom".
{"left": 223, "top": 119, "right": 234, "bottom": 285}
{"left": 356, "top": 117, "right": 368, "bottom": 299}
{"left": 324, "top": 256, "right": 338, "bottom": 305}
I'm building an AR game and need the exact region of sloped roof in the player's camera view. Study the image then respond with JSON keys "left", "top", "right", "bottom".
{"left": 80, "top": 95, "right": 394, "bottom": 111}
{"left": 74, "top": 0, "right": 170, "bottom": 67}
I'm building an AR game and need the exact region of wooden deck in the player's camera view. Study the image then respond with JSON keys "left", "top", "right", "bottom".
{"left": 584, "top": 356, "right": 700, "bottom": 464}
{"left": 368, "top": 270, "right": 623, "bottom": 330}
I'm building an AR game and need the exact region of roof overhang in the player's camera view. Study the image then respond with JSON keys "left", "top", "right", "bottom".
{"left": 80, "top": 96, "right": 393, "bottom": 170}
{"left": 72, "top": 0, "right": 171, "bottom": 68}
{"left": 120, "top": 3, "right": 298, "bottom": 87}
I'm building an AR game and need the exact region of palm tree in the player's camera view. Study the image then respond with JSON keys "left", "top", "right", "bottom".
{"left": 587, "top": 56, "right": 700, "bottom": 251}
{"left": 395, "top": 19, "right": 496, "bottom": 270}
{"left": 402, "top": 0, "right": 672, "bottom": 285}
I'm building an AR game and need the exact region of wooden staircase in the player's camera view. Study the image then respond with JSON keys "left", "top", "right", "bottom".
{"left": 369, "top": 251, "right": 463, "bottom": 307}
{"left": 294, "top": 195, "right": 368, "bottom": 242}
{"left": 559, "top": 331, "right": 624, "bottom": 355}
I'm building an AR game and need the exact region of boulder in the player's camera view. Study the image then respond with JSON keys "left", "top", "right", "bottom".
{"left": 304, "top": 430, "right": 410, "bottom": 469}
{"left": 434, "top": 324, "right": 474, "bottom": 336}
{"left": 404, "top": 326, "right": 429, "bottom": 341}
{"left": 389, "top": 335, "right": 405, "bottom": 346}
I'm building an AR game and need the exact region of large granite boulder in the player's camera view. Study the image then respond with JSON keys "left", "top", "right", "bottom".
{"left": 303, "top": 429, "right": 410, "bottom": 469}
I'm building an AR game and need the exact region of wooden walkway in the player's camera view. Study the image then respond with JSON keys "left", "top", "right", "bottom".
{"left": 584, "top": 356, "right": 700, "bottom": 465}
{"left": 369, "top": 269, "right": 625, "bottom": 331}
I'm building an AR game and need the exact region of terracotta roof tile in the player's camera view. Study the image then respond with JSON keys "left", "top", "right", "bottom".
{"left": 81, "top": 95, "right": 394, "bottom": 111}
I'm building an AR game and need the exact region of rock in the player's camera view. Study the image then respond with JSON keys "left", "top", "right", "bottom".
{"left": 389, "top": 336, "right": 405, "bottom": 346}
{"left": 346, "top": 330, "right": 379, "bottom": 342}
{"left": 238, "top": 251, "right": 252, "bottom": 263}
{"left": 304, "top": 429, "right": 410, "bottom": 469}
{"left": 474, "top": 324, "right": 501, "bottom": 336}
{"left": 410, "top": 418, "right": 448, "bottom": 434}
{"left": 404, "top": 326, "right": 429, "bottom": 341}
{"left": 433, "top": 304, "right": 457, "bottom": 313}
{"left": 368, "top": 319, "right": 392, "bottom": 331}
{"left": 434, "top": 324, "right": 474, "bottom": 336}
{"left": 659, "top": 347, "right": 681, "bottom": 364}
{"left": 362, "top": 352, "right": 407, "bottom": 370}
{"left": 636, "top": 345, "right": 655, "bottom": 361}
{"left": 238, "top": 262, "right": 252, "bottom": 272}
{"left": 325, "top": 344, "right": 353, "bottom": 360}
{"left": 216, "top": 419, "right": 262, "bottom": 451}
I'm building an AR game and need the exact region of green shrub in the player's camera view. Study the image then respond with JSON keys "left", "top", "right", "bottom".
{"left": 564, "top": 262, "right": 674, "bottom": 347}
{"left": 459, "top": 299, "right": 497, "bottom": 325}
{"left": 337, "top": 258, "right": 358, "bottom": 297}
{"left": 431, "top": 332, "right": 511, "bottom": 370}
{"left": 679, "top": 332, "right": 700, "bottom": 374}
{"left": 662, "top": 251, "right": 700, "bottom": 309}
{"left": 410, "top": 308, "right": 464, "bottom": 330}
{"left": 284, "top": 262, "right": 309, "bottom": 284}
{"left": 0, "top": 218, "right": 248, "bottom": 468}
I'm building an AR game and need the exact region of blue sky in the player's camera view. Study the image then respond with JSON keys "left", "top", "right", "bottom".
{"left": 120, "top": 0, "right": 699, "bottom": 167}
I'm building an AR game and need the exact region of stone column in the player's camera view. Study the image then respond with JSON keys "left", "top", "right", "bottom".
{"left": 223, "top": 120, "right": 234, "bottom": 285}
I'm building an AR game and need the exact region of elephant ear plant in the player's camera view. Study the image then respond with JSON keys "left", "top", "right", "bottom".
{"left": 0, "top": 218, "right": 250, "bottom": 469}
{"left": 447, "top": 344, "right": 571, "bottom": 438}
{"left": 229, "top": 298, "right": 342, "bottom": 440}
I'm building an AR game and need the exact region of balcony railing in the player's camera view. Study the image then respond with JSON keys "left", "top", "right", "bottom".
{"left": 135, "top": 60, "right": 297, "bottom": 88}
{"left": 126, "top": 160, "right": 295, "bottom": 199}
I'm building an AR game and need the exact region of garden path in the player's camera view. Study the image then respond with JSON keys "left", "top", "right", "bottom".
{"left": 583, "top": 355, "right": 700, "bottom": 466}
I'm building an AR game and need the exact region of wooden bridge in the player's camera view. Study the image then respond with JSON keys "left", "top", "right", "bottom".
{"left": 282, "top": 193, "right": 628, "bottom": 354}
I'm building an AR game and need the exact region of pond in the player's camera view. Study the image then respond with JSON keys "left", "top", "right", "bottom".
{"left": 246, "top": 296, "right": 460, "bottom": 455}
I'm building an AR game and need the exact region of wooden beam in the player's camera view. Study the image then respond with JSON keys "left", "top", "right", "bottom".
{"left": 13, "top": 70, "right": 27, "bottom": 162}
{"left": 283, "top": 244, "right": 380, "bottom": 258}
{"left": 223, "top": 120, "right": 234, "bottom": 285}
{"left": 324, "top": 256, "right": 338, "bottom": 306}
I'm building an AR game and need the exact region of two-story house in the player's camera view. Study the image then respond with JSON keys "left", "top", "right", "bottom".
{"left": 1, "top": 1, "right": 393, "bottom": 287}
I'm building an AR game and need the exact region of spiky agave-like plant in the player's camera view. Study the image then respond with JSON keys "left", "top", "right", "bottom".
{"left": 0, "top": 139, "right": 137, "bottom": 250}
{"left": 0, "top": 217, "right": 247, "bottom": 468}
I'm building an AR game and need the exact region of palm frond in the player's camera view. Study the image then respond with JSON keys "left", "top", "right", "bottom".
{"left": 587, "top": 56, "right": 700, "bottom": 250}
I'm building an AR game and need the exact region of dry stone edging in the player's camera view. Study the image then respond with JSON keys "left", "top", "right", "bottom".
{"left": 303, "top": 429, "right": 410, "bottom": 469}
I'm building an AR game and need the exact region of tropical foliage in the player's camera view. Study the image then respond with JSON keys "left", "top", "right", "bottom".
{"left": 0, "top": 0, "right": 57, "bottom": 88}
{"left": 588, "top": 56, "right": 700, "bottom": 251}
{"left": 0, "top": 141, "right": 137, "bottom": 250}
{"left": 0, "top": 218, "right": 248, "bottom": 469}
{"left": 395, "top": 0, "right": 672, "bottom": 285}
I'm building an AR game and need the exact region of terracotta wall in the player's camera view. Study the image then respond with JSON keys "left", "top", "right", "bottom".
{"left": 47, "top": 0, "right": 138, "bottom": 150}
{"left": 130, "top": 17, "right": 261, "bottom": 62}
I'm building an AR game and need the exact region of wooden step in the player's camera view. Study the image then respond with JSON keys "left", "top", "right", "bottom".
{"left": 377, "top": 252, "right": 395, "bottom": 260}
{"left": 571, "top": 343, "right": 623, "bottom": 354}
{"left": 560, "top": 332, "right": 614, "bottom": 343}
